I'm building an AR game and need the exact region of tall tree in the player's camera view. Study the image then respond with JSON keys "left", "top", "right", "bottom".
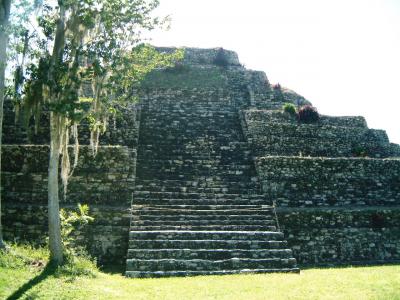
{"left": 18, "top": 0, "right": 182, "bottom": 264}
{"left": 0, "top": 0, "right": 11, "bottom": 250}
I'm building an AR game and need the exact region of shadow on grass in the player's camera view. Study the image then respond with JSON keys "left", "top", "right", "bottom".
{"left": 100, "top": 263, "right": 125, "bottom": 275}
{"left": 6, "top": 262, "right": 57, "bottom": 300}
{"left": 300, "top": 260, "right": 400, "bottom": 271}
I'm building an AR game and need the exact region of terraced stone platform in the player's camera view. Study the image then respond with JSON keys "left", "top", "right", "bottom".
{"left": 3, "top": 46, "right": 399, "bottom": 270}
{"left": 126, "top": 85, "right": 299, "bottom": 277}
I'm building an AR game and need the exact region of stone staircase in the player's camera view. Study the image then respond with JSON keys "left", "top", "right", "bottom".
{"left": 125, "top": 88, "right": 299, "bottom": 277}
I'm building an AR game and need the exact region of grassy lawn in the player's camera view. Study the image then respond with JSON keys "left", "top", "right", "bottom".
{"left": 1, "top": 246, "right": 399, "bottom": 299}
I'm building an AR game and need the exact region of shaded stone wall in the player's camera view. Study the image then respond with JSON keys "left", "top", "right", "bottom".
{"left": 256, "top": 157, "right": 400, "bottom": 207}
{"left": 278, "top": 208, "right": 400, "bottom": 265}
{"left": 3, "top": 100, "right": 140, "bottom": 148}
{"left": 2, "top": 145, "right": 136, "bottom": 205}
{"left": 254, "top": 155, "right": 400, "bottom": 265}
{"left": 3, "top": 47, "right": 400, "bottom": 268}
{"left": 2, "top": 145, "right": 136, "bottom": 264}
{"left": 243, "top": 106, "right": 400, "bottom": 265}
{"left": 156, "top": 47, "right": 241, "bottom": 66}
{"left": 3, "top": 204, "right": 130, "bottom": 265}
{"left": 242, "top": 110, "right": 397, "bottom": 158}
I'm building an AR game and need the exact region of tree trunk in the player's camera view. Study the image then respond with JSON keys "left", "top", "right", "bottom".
{"left": 46, "top": 3, "right": 67, "bottom": 264}
{"left": 48, "top": 113, "right": 63, "bottom": 264}
{"left": 0, "top": 0, "right": 12, "bottom": 249}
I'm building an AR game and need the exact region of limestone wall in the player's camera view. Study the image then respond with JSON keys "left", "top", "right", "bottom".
{"left": 3, "top": 100, "right": 140, "bottom": 148}
{"left": 3, "top": 204, "right": 130, "bottom": 265}
{"left": 255, "top": 156, "right": 400, "bottom": 264}
{"left": 278, "top": 208, "right": 400, "bottom": 265}
{"left": 242, "top": 110, "right": 397, "bottom": 158}
{"left": 256, "top": 156, "right": 400, "bottom": 207}
{"left": 3, "top": 47, "right": 399, "bottom": 268}
{"left": 243, "top": 109, "right": 368, "bottom": 127}
{"left": 156, "top": 47, "right": 241, "bottom": 66}
{"left": 2, "top": 145, "right": 136, "bottom": 264}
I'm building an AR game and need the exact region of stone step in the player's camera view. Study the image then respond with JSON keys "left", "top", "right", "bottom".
{"left": 129, "top": 225, "right": 277, "bottom": 231}
{"left": 133, "top": 186, "right": 261, "bottom": 195}
{"left": 126, "top": 257, "right": 297, "bottom": 271}
{"left": 127, "top": 249, "right": 293, "bottom": 260}
{"left": 137, "top": 165, "right": 254, "bottom": 174}
{"left": 131, "top": 204, "right": 271, "bottom": 210}
{"left": 135, "top": 175, "right": 258, "bottom": 183}
{"left": 138, "top": 144, "right": 251, "bottom": 151}
{"left": 137, "top": 156, "right": 254, "bottom": 166}
{"left": 140, "top": 128, "right": 247, "bottom": 137}
{"left": 136, "top": 159, "right": 253, "bottom": 168}
{"left": 133, "top": 191, "right": 266, "bottom": 200}
{"left": 130, "top": 211, "right": 273, "bottom": 217}
{"left": 130, "top": 214, "right": 274, "bottom": 222}
{"left": 135, "top": 179, "right": 260, "bottom": 188}
{"left": 140, "top": 141, "right": 249, "bottom": 149}
{"left": 132, "top": 198, "right": 268, "bottom": 205}
{"left": 139, "top": 134, "right": 244, "bottom": 143}
{"left": 125, "top": 268, "right": 300, "bottom": 278}
{"left": 128, "top": 231, "right": 284, "bottom": 241}
{"left": 128, "top": 239, "right": 288, "bottom": 250}
{"left": 141, "top": 112, "right": 240, "bottom": 118}
{"left": 137, "top": 169, "right": 255, "bottom": 177}
{"left": 130, "top": 219, "right": 276, "bottom": 226}
{"left": 137, "top": 173, "right": 257, "bottom": 181}
{"left": 137, "top": 151, "right": 251, "bottom": 160}
{"left": 139, "top": 124, "right": 243, "bottom": 132}
{"left": 130, "top": 208, "right": 273, "bottom": 217}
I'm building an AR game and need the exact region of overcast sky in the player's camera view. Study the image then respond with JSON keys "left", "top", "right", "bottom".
{"left": 149, "top": 0, "right": 400, "bottom": 144}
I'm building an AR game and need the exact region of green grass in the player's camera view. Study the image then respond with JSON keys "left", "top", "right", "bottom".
{"left": 141, "top": 66, "right": 228, "bottom": 89}
{"left": 1, "top": 244, "right": 400, "bottom": 300}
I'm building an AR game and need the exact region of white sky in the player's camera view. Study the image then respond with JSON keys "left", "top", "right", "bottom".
{"left": 148, "top": 0, "right": 400, "bottom": 144}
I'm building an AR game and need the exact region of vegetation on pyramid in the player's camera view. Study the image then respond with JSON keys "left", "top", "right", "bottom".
{"left": 2, "top": 47, "right": 399, "bottom": 275}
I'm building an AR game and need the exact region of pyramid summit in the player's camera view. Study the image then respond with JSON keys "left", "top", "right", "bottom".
{"left": 3, "top": 47, "right": 400, "bottom": 276}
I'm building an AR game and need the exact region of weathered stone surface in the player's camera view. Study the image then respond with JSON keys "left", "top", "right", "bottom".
{"left": 278, "top": 208, "right": 400, "bottom": 264}
{"left": 2, "top": 145, "right": 136, "bottom": 264}
{"left": 156, "top": 47, "right": 241, "bottom": 66}
{"left": 242, "top": 110, "right": 396, "bottom": 157}
{"left": 3, "top": 203, "right": 130, "bottom": 264}
{"left": 256, "top": 156, "right": 400, "bottom": 207}
{"left": 2, "top": 145, "right": 136, "bottom": 206}
{"left": 3, "top": 46, "right": 400, "bottom": 271}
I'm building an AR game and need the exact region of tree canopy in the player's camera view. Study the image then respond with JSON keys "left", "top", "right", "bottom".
{"left": 5, "top": 0, "right": 183, "bottom": 263}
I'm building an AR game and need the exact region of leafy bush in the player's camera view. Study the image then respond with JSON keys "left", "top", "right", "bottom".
{"left": 213, "top": 48, "right": 229, "bottom": 67}
{"left": 59, "top": 204, "right": 98, "bottom": 277}
{"left": 282, "top": 103, "right": 297, "bottom": 115}
{"left": 0, "top": 243, "right": 98, "bottom": 278}
{"left": 273, "top": 83, "right": 284, "bottom": 102}
{"left": 298, "top": 105, "right": 319, "bottom": 123}
{"left": 352, "top": 145, "right": 368, "bottom": 157}
{"left": 57, "top": 252, "right": 98, "bottom": 278}
{"left": 164, "top": 62, "right": 189, "bottom": 74}
{"left": 272, "top": 83, "right": 281, "bottom": 90}
{"left": 60, "top": 204, "right": 94, "bottom": 257}
{"left": 0, "top": 243, "right": 48, "bottom": 269}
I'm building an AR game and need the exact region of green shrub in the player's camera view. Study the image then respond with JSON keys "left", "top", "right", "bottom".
{"left": 0, "top": 243, "right": 98, "bottom": 278}
{"left": 57, "top": 251, "right": 98, "bottom": 278}
{"left": 352, "top": 145, "right": 368, "bottom": 157}
{"left": 60, "top": 204, "right": 94, "bottom": 257}
{"left": 272, "top": 83, "right": 284, "bottom": 102}
{"left": 298, "top": 105, "right": 319, "bottom": 123}
{"left": 164, "top": 62, "right": 189, "bottom": 74}
{"left": 282, "top": 103, "right": 297, "bottom": 115}
{"left": 0, "top": 243, "right": 48, "bottom": 269}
